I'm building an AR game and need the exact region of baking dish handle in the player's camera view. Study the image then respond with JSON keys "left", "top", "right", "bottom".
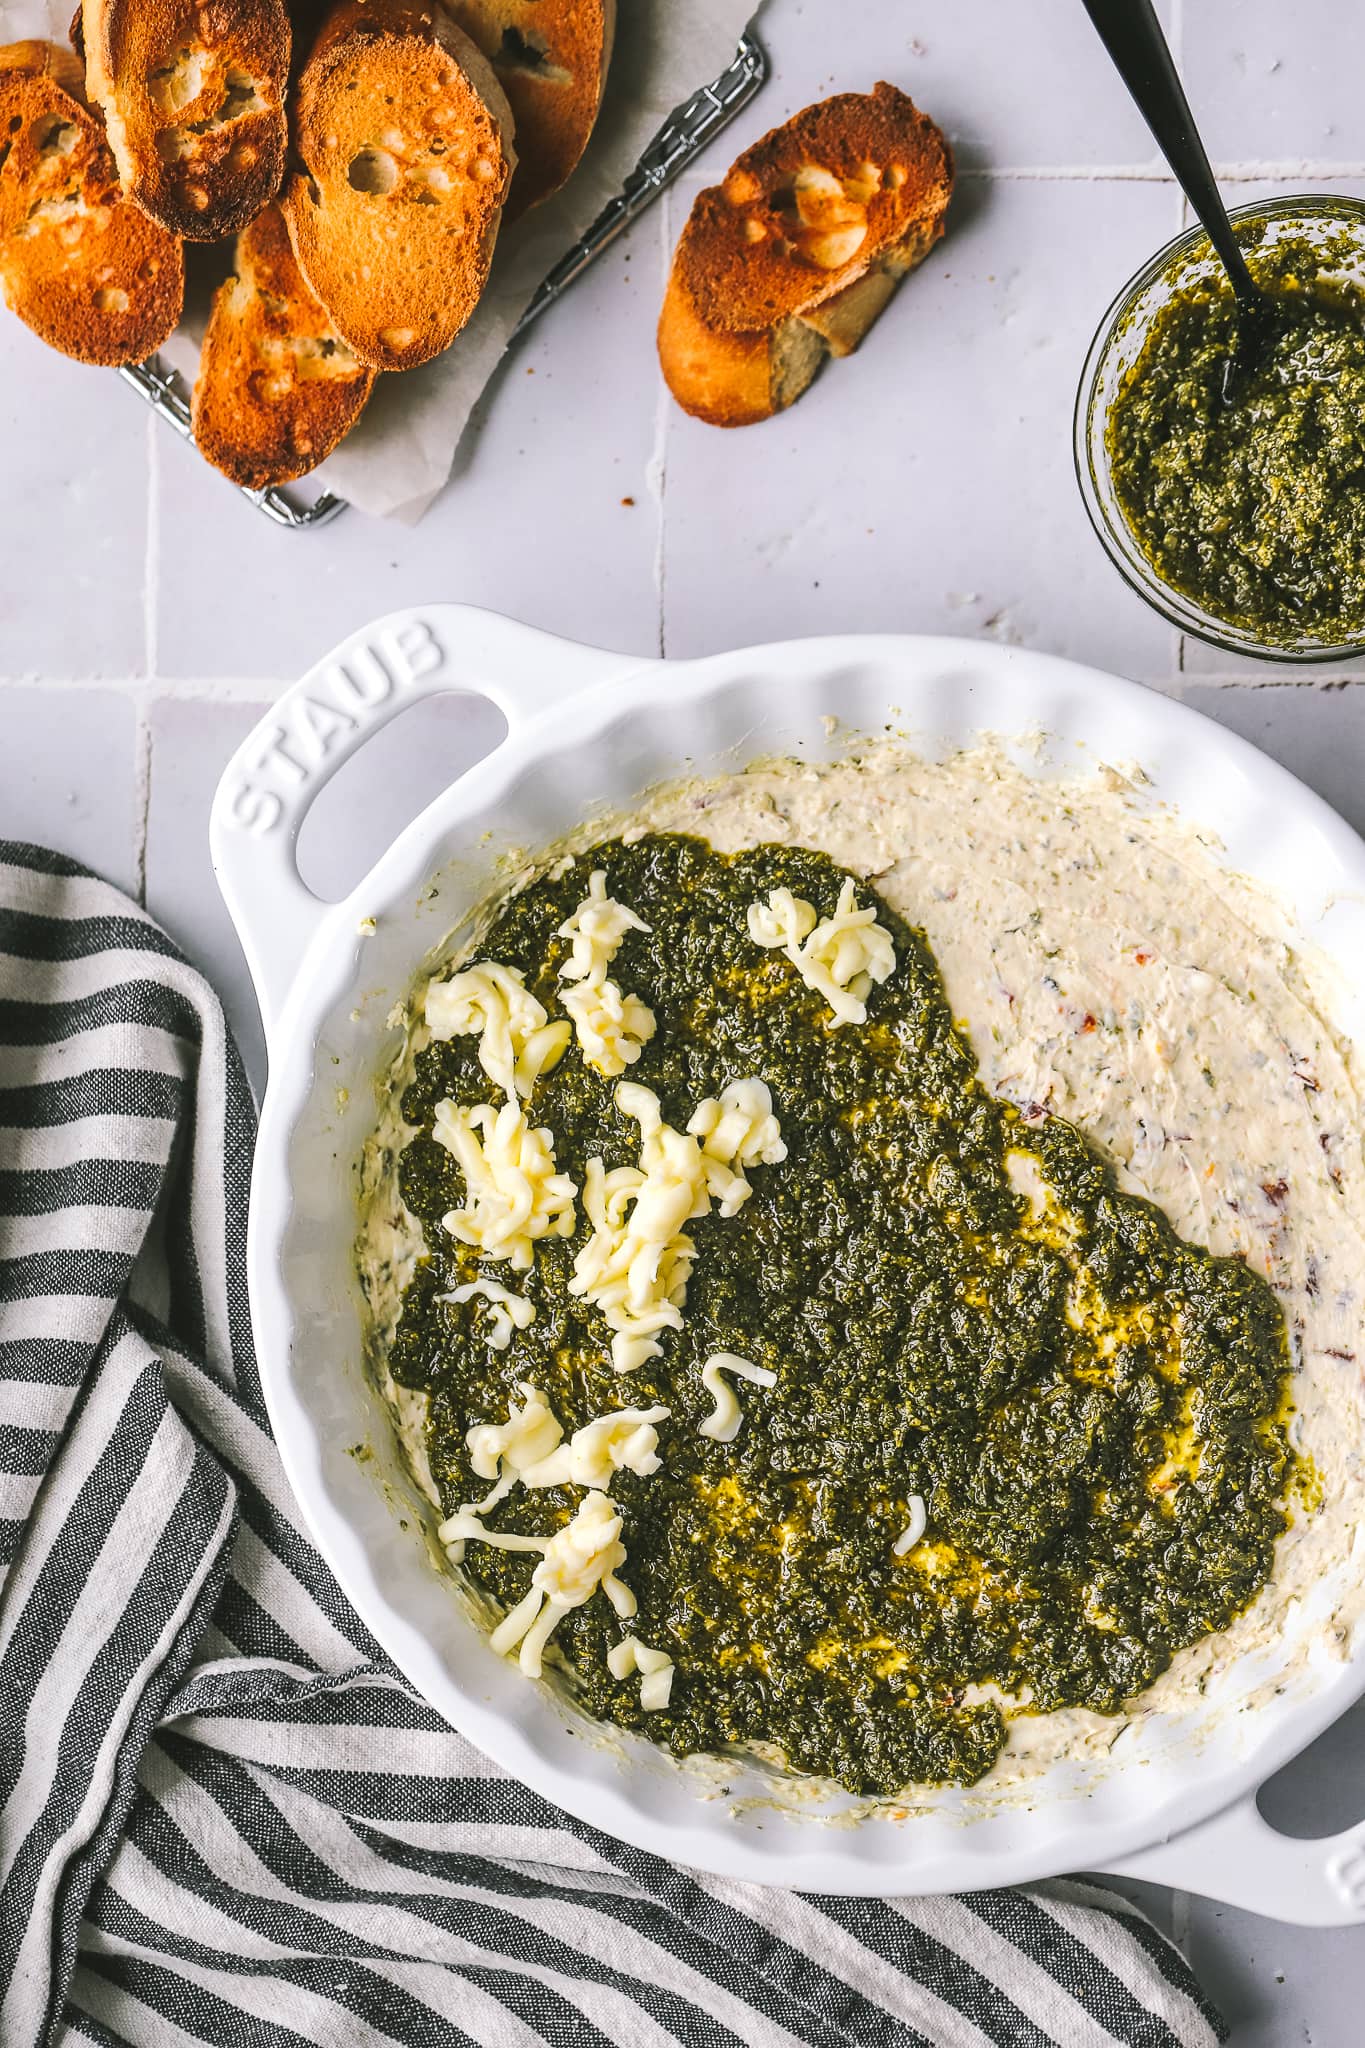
{"left": 1097, "top": 1792, "right": 1365, "bottom": 1926}
{"left": 209, "top": 604, "right": 657, "bottom": 1041}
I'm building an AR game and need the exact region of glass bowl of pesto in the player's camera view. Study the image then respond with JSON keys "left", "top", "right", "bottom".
{"left": 1075, "top": 194, "right": 1365, "bottom": 662}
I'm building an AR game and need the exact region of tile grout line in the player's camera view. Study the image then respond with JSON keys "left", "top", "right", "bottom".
{"left": 0, "top": 674, "right": 290, "bottom": 700}
{"left": 6, "top": 664, "right": 1361, "bottom": 699}
{"left": 960, "top": 163, "right": 1365, "bottom": 180}
{"left": 144, "top": 411, "right": 160, "bottom": 684}
{"left": 672, "top": 163, "right": 1365, "bottom": 187}
{"left": 647, "top": 189, "right": 673, "bottom": 660}
{"left": 132, "top": 699, "right": 152, "bottom": 907}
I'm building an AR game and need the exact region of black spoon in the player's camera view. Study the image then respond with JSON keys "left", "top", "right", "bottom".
{"left": 1079, "top": 0, "right": 1277, "bottom": 394}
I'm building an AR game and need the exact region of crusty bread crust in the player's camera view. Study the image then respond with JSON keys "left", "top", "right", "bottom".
{"left": 82, "top": 0, "right": 290, "bottom": 239}
{"left": 658, "top": 84, "right": 953, "bottom": 428}
{"left": 0, "top": 59, "right": 183, "bottom": 365}
{"left": 281, "top": 0, "right": 515, "bottom": 372}
{"left": 656, "top": 267, "right": 777, "bottom": 430}
{"left": 441, "top": 0, "right": 614, "bottom": 216}
{"left": 193, "top": 200, "right": 375, "bottom": 487}
{"left": 0, "top": 39, "right": 87, "bottom": 100}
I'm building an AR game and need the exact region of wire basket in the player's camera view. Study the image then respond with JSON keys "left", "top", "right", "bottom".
{"left": 118, "top": 31, "right": 767, "bottom": 531}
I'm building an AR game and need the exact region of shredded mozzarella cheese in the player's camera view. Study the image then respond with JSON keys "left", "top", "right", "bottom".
{"left": 607, "top": 1634, "right": 675, "bottom": 1710}
{"left": 481, "top": 1491, "right": 636, "bottom": 1677}
{"left": 439, "top": 1277, "right": 535, "bottom": 1351}
{"left": 522, "top": 1405, "right": 670, "bottom": 1490}
{"left": 434, "top": 1100, "right": 577, "bottom": 1270}
{"left": 426, "top": 962, "right": 570, "bottom": 1100}
{"left": 437, "top": 1380, "right": 563, "bottom": 1556}
{"left": 747, "top": 878, "right": 896, "bottom": 1025}
{"left": 556, "top": 871, "right": 656, "bottom": 1077}
{"left": 892, "top": 1495, "right": 928, "bottom": 1556}
{"left": 557, "top": 870, "right": 650, "bottom": 982}
{"left": 699, "top": 1352, "right": 778, "bottom": 1442}
{"left": 571, "top": 1080, "right": 786, "bottom": 1371}
{"left": 561, "top": 976, "right": 656, "bottom": 1079}
{"left": 466, "top": 1381, "right": 563, "bottom": 1486}
{"left": 688, "top": 1078, "right": 787, "bottom": 1213}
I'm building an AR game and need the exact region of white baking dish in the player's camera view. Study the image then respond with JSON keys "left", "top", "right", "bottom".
{"left": 210, "top": 603, "right": 1365, "bottom": 1920}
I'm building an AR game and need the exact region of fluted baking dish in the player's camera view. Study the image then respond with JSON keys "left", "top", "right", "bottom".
{"left": 211, "top": 604, "right": 1365, "bottom": 1919}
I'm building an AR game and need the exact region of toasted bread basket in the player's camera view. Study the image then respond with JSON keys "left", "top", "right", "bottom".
{"left": 120, "top": 32, "right": 767, "bottom": 528}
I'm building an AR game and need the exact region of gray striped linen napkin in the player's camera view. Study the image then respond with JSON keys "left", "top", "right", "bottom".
{"left": 0, "top": 839, "right": 1227, "bottom": 2048}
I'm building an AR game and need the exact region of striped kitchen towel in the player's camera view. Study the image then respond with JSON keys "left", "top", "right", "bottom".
{"left": 0, "top": 840, "right": 1225, "bottom": 2048}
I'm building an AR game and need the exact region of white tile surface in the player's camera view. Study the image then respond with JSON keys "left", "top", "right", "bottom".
{"left": 0, "top": 323, "right": 149, "bottom": 682}
{"left": 749, "top": 0, "right": 1176, "bottom": 171}
{"left": 7, "top": 1, "right": 1365, "bottom": 2036}
{"left": 1180, "top": 678, "right": 1365, "bottom": 843}
{"left": 0, "top": 685, "right": 140, "bottom": 894}
{"left": 662, "top": 173, "right": 1183, "bottom": 675}
{"left": 152, "top": 219, "right": 664, "bottom": 684}
{"left": 1183, "top": 0, "right": 1365, "bottom": 169}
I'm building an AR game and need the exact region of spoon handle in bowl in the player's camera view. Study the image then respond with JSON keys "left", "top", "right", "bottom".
{"left": 1079, "top": 0, "right": 1258, "bottom": 307}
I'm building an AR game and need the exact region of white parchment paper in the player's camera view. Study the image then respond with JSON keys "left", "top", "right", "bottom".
{"left": 4, "top": 0, "right": 761, "bottom": 519}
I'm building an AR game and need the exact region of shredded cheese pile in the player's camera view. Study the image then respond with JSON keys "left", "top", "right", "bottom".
{"left": 426, "top": 961, "right": 571, "bottom": 1100}
{"left": 557, "top": 871, "right": 657, "bottom": 1077}
{"left": 699, "top": 1352, "right": 778, "bottom": 1442}
{"left": 437, "top": 1278, "right": 535, "bottom": 1352}
{"left": 470, "top": 1492, "right": 638, "bottom": 1678}
{"left": 747, "top": 878, "right": 896, "bottom": 1025}
{"left": 608, "top": 1635, "right": 675, "bottom": 1711}
{"left": 570, "top": 1078, "right": 785, "bottom": 1371}
{"left": 558, "top": 868, "right": 650, "bottom": 980}
{"left": 466, "top": 1380, "right": 563, "bottom": 1493}
{"left": 434, "top": 1100, "right": 577, "bottom": 1269}
{"left": 440, "top": 1381, "right": 564, "bottom": 1554}
{"left": 561, "top": 977, "right": 657, "bottom": 1081}
{"left": 440, "top": 1374, "right": 669, "bottom": 1540}
{"left": 438, "top": 1383, "right": 672, "bottom": 1696}
{"left": 688, "top": 1077, "right": 788, "bottom": 1211}
{"left": 523, "top": 1404, "right": 670, "bottom": 1491}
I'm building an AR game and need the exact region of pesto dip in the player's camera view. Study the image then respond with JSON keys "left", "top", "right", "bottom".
{"left": 1107, "top": 226, "right": 1365, "bottom": 644}
{"left": 377, "top": 833, "right": 1297, "bottom": 1797}
{"left": 359, "top": 745, "right": 1365, "bottom": 1806}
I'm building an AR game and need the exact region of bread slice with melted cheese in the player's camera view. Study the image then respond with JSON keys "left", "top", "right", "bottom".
{"left": 81, "top": 0, "right": 290, "bottom": 239}
{"left": 192, "top": 200, "right": 375, "bottom": 488}
{"left": 440, "top": 0, "right": 614, "bottom": 216}
{"left": 658, "top": 83, "right": 953, "bottom": 428}
{"left": 0, "top": 42, "right": 183, "bottom": 364}
{"left": 280, "top": 0, "right": 515, "bottom": 372}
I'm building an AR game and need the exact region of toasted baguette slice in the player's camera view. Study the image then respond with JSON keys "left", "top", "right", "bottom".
{"left": 193, "top": 201, "right": 375, "bottom": 488}
{"left": 441, "top": 0, "right": 614, "bottom": 216}
{"left": 1, "top": 38, "right": 87, "bottom": 98}
{"left": 658, "top": 83, "right": 953, "bottom": 428}
{"left": 281, "top": 0, "right": 515, "bottom": 372}
{"left": 81, "top": 0, "right": 290, "bottom": 239}
{"left": 0, "top": 56, "right": 183, "bottom": 365}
